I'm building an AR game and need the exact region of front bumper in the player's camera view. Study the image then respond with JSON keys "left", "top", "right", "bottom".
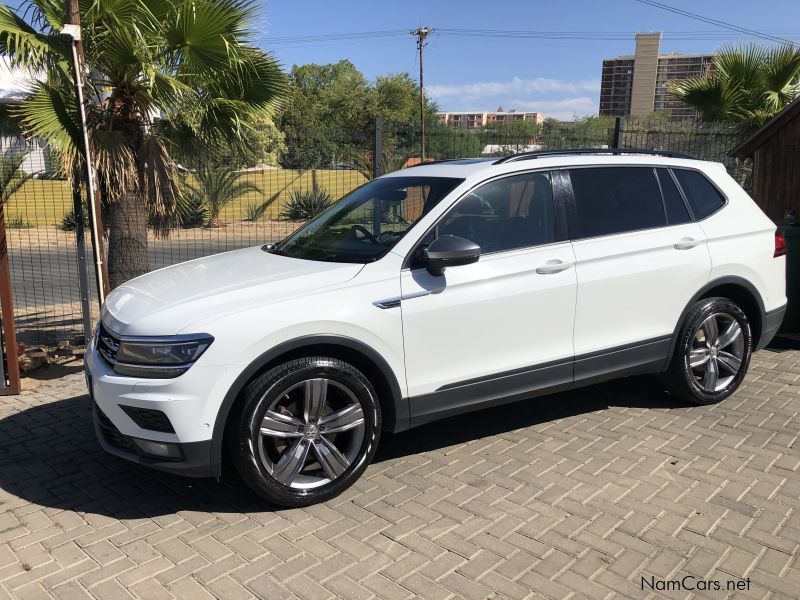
{"left": 85, "top": 339, "right": 236, "bottom": 478}
{"left": 92, "top": 398, "right": 214, "bottom": 477}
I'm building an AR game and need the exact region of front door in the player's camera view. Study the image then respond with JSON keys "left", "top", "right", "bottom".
{"left": 400, "top": 170, "right": 578, "bottom": 425}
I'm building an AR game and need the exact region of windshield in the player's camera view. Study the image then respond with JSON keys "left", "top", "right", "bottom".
{"left": 270, "top": 176, "right": 464, "bottom": 263}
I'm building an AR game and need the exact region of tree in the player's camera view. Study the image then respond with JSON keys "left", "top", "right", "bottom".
{"left": 0, "top": 0, "right": 286, "bottom": 288}
{"left": 374, "top": 73, "right": 437, "bottom": 124}
{"left": 281, "top": 60, "right": 373, "bottom": 133}
{"left": 279, "top": 63, "right": 438, "bottom": 169}
{"left": 171, "top": 111, "right": 287, "bottom": 171}
{"left": 669, "top": 44, "right": 800, "bottom": 130}
{"left": 187, "top": 165, "right": 260, "bottom": 228}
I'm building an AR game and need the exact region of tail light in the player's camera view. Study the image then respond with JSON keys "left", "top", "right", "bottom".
{"left": 774, "top": 229, "right": 787, "bottom": 257}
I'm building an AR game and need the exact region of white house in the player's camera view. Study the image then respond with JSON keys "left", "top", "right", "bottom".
{"left": 1, "top": 57, "right": 51, "bottom": 175}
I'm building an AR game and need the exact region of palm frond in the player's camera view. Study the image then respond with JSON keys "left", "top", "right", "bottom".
{"left": 0, "top": 4, "right": 60, "bottom": 66}
{"left": 165, "top": 0, "right": 256, "bottom": 71}
{"left": 192, "top": 163, "right": 260, "bottom": 226}
{"left": 667, "top": 75, "right": 742, "bottom": 122}
{"left": 761, "top": 44, "right": 800, "bottom": 112}
{"left": 93, "top": 128, "right": 138, "bottom": 201}
{"left": 670, "top": 43, "right": 800, "bottom": 127}
{"left": 15, "top": 80, "right": 80, "bottom": 166}
{"left": 138, "top": 134, "right": 179, "bottom": 236}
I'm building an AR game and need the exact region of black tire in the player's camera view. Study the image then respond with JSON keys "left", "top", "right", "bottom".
{"left": 663, "top": 297, "right": 752, "bottom": 405}
{"left": 230, "top": 357, "right": 381, "bottom": 507}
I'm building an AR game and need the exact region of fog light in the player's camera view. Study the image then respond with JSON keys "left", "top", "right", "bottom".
{"left": 132, "top": 438, "right": 182, "bottom": 459}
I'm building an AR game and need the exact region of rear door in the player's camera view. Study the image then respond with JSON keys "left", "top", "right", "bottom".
{"left": 567, "top": 166, "right": 712, "bottom": 378}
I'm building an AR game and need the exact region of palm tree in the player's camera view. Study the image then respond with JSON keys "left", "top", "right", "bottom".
{"left": 669, "top": 44, "right": 800, "bottom": 130}
{"left": 0, "top": 146, "right": 33, "bottom": 203}
{"left": 0, "top": 0, "right": 285, "bottom": 288}
{"left": 187, "top": 165, "right": 260, "bottom": 228}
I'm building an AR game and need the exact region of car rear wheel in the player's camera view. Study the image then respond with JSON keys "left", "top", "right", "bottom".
{"left": 230, "top": 357, "right": 381, "bottom": 507}
{"left": 664, "top": 297, "right": 752, "bottom": 405}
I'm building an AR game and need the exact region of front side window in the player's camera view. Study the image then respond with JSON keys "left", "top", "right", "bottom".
{"left": 435, "top": 171, "right": 555, "bottom": 254}
{"left": 673, "top": 169, "right": 725, "bottom": 220}
{"left": 569, "top": 167, "right": 665, "bottom": 238}
{"left": 271, "top": 176, "right": 463, "bottom": 263}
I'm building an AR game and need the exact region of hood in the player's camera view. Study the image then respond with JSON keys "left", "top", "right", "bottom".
{"left": 102, "top": 246, "right": 364, "bottom": 335}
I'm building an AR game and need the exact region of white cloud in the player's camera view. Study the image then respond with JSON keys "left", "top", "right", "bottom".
{"left": 427, "top": 76, "right": 600, "bottom": 100}
{"left": 428, "top": 75, "right": 601, "bottom": 120}
{"left": 0, "top": 57, "right": 38, "bottom": 100}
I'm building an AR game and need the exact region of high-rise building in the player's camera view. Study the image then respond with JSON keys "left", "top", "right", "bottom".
{"left": 599, "top": 33, "right": 714, "bottom": 120}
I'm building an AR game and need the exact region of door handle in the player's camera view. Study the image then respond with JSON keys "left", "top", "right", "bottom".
{"left": 536, "top": 260, "right": 574, "bottom": 275}
{"left": 674, "top": 237, "right": 700, "bottom": 250}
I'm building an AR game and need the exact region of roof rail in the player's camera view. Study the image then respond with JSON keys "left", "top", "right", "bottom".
{"left": 492, "top": 147, "right": 696, "bottom": 164}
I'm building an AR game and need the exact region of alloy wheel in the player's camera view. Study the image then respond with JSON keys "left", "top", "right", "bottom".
{"left": 686, "top": 312, "right": 745, "bottom": 393}
{"left": 257, "top": 378, "right": 366, "bottom": 489}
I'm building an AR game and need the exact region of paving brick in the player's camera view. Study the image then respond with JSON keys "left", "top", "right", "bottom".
{"left": 0, "top": 352, "right": 797, "bottom": 600}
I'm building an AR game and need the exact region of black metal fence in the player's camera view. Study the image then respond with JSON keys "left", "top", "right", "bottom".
{"left": 4, "top": 117, "right": 749, "bottom": 347}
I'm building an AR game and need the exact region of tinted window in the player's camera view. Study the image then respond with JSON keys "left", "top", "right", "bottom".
{"left": 656, "top": 168, "right": 691, "bottom": 225}
{"left": 569, "top": 167, "right": 665, "bottom": 238}
{"left": 436, "top": 171, "right": 555, "bottom": 254}
{"left": 673, "top": 169, "right": 725, "bottom": 219}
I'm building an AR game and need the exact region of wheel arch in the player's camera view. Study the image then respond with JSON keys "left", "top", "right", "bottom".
{"left": 210, "top": 335, "right": 408, "bottom": 478}
{"left": 664, "top": 276, "right": 766, "bottom": 370}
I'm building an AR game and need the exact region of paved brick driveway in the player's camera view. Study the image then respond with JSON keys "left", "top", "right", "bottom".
{"left": 1, "top": 344, "right": 799, "bottom": 599}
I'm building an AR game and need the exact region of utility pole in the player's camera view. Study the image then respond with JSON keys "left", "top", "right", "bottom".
{"left": 63, "top": 0, "right": 109, "bottom": 312}
{"left": 410, "top": 27, "right": 432, "bottom": 161}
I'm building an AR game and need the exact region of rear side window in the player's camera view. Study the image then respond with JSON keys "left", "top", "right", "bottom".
{"left": 656, "top": 168, "right": 692, "bottom": 225}
{"left": 569, "top": 167, "right": 666, "bottom": 238}
{"left": 673, "top": 169, "right": 725, "bottom": 219}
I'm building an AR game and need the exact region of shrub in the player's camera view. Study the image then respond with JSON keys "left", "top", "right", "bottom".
{"left": 280, "top": 186, "right": 333, "bottom": 222}
{"left": 178, "top": 195, "right": 207, "bottom": 228}
{"left": 60, "top": 207, "right": 89, "bottom": 231}
{"left": 6, "top": 215, "right": 33, "bottom": 229}
{"left": 243, "top": 201, "right": 268, "bottom": 222}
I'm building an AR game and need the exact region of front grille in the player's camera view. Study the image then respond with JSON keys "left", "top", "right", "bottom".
{"left": 120, "top": 405, "right": 175, "bottom": 433}
{"left": 94, "top": 402, "right": 139, "bottom": 454}
{"left": 96, "top": 324, "right": 120, "bottom": 366}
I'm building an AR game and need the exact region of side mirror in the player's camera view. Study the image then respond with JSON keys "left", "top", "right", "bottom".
{"left": 425, "top": 235, "right": 480, "bottom": 276}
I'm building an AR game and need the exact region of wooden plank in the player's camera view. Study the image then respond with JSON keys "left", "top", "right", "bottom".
{"left": 0, "top": 177, "right": 20, "bottom": 395}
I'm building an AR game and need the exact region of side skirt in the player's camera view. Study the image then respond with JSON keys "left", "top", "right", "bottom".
{"left": 407, "top": 335, "right": 672, "bottom": 428}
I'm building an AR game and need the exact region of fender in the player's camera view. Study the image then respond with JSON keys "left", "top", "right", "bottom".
{"left": 662, "top": 275, "right": 766, "bottom": 371}
{"left": 208, "top": 335, "right": 407, "bottom": 478}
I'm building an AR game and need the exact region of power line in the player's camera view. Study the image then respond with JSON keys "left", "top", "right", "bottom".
{"left": 263, "top": 28, "right": 800, "bottom": 46}
{"left": 633, "top": 0, "right": 795, "bottom": 45}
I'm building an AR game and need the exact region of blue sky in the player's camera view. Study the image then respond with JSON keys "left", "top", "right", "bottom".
{"left": 259, "top": 0, "right": 800, "bottom": 119}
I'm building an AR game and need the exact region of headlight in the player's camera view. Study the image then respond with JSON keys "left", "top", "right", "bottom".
{"left": 115, "top": 339, "right": 213, "bottom": 365}
{"left": 97, "top": 326, "right": 213, "bottom": 379}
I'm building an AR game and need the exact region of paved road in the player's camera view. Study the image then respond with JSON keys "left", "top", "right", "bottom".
{"left": 1, "top": 345, "right": 799, "bottom": 598}
{"left": 8, "top": 238, "right": 275, "bottom": 345}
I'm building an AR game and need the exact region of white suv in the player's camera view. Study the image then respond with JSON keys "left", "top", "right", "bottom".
{"left": 86, "top": 150, "right": 787, "bottom": 507}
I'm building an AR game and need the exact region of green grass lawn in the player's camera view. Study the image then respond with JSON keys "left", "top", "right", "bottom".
{"left": 5, "top": 168, "right": 368, "bottom": 227}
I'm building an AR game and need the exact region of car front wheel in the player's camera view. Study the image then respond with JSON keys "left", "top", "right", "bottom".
{"left": 230, "top": 357, "right": 381, "bottom": 507}
{"left": 664, "top": 297, "right": 752, "bottom": 405}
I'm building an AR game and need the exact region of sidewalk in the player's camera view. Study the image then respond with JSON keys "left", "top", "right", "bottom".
{"left": 0, "top": 345, "right": 799, "bottom": 599}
